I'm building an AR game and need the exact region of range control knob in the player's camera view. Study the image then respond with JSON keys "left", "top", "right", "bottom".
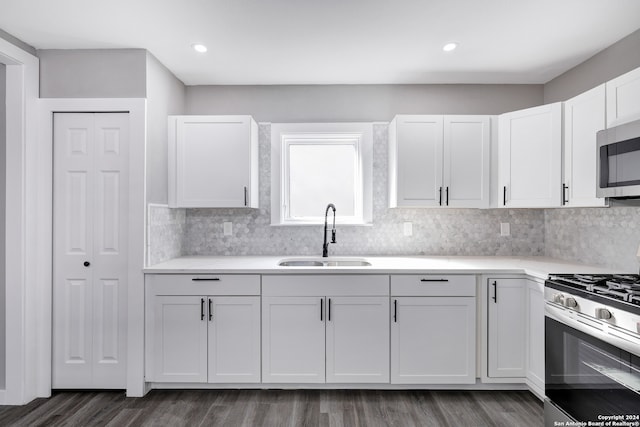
{"left": 564, "top": 297, "right": 578, "bottom": 309}
{"left": 595, "top": 308, "right": 613, "bottom": 320}
{"left": 553, "top": 294, "right": 565, "bottom": 304}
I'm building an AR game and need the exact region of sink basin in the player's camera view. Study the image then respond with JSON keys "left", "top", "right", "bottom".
{"left": 278, "top": 258, "right": 371, "bottom": 267}
{"left": 278, "top": 260, "right": 325, "bottom": 267}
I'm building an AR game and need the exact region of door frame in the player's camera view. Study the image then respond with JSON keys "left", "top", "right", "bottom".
{"left": 0, "top": 38, "right": 38, "bottom": 405}
{"left": 39, "top": 99, "right": 147, "bottom": 398}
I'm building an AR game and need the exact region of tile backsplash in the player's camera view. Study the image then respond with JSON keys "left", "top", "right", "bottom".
{"left": 147, "top": 204, "right": 186, "bottom": 266}
{"left": 149, "top": 123, "right": 547, "bottom": 262}
{"left": 544, "top": 206, "right": 640, "bottom": 272}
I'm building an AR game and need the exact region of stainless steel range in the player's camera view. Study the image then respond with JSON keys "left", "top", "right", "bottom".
{"left": 544, "top": 274, "right": 640, "bottom": 426}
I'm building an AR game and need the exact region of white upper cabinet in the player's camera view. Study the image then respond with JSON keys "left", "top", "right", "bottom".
{"left": 498, "top": 103, "right": 562, "bottom": 208}
{"left": 606, "top": 66, "right": 640, "bottom": 127}
{"left": 168, "top": 115, "right": 259, "bottom": 208}
{"left": 443, "top": 116, "right": 491, "bottom": 208}
{"left": 563, "top": 85, "right": 607, "bottom": 207}
{"left": 389, "top": 115, "right": 443, "bottom": 207}
{"left": 389, "top": 115, "right": 490, "bottom": 208}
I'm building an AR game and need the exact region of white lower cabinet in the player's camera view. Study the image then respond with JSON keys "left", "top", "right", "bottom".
{"left": 526, "top": 279, "right": 545, "bottom": 396}
{"left": 145, "top": 274, "right": 261, "bottom": 383}
{"left": 390, "top": 275, "right": 476, "bottom": 384}
{"left": 261, "top": 296, "right": 326, "bottom": 383}
{"left": 326, "top": 297, "right": 390, "bottom": 383}
{"left": 151, "top": 295, "right": 260, "bottom": 383}
{"left": 391, "top": 297, "right": 476, "bottom": 384}
{"left": 261, "top": 275, "right": 390, "bottom": 384}
{"left": 152, "top": 296, "right": 209, "bottom": 382}
{"left": 262, "top": 296, "right": 390, "bottom": 383}
{"left": 487, "top": 278, "right": 527, "bottom": 378}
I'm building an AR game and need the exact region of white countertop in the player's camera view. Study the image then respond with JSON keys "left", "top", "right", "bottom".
{"left": 144, "top": 256, "right": 624, "bottom": 280}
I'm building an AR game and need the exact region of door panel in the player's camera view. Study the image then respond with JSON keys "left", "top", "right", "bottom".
{"left": 262, "top": 296, "right": 325, "bottom": 383}
{"left": 208, "top": 296, "right": 261, "bottom": 383}
{"left": 325, "top": 297, "right": 389, "bottom": 383}
{"left": 53, "top": 112, "right": 128, "bottom": 389}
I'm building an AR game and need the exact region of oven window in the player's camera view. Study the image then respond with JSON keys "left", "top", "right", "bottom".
{"left": 546, "top": 317, "right": 640, "bottom": 421}
{"left": 600, "top": 136, "right": 640, "bottom": 188}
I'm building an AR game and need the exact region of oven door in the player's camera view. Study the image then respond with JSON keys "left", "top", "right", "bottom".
{"left": 545, "top": 313, "right": 640, "bottom": 423}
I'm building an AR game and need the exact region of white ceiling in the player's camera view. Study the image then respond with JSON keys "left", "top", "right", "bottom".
{"left": 1, "top": 0, "right": 640, "bottom": 85}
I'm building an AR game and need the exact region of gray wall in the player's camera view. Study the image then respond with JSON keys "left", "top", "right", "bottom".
{"left": 145, "top": 53, "right": 186, "bottom": 204}
{"left": 0, "top": 63, "right": 6, "bottom": 388}
{"left": 38, "top": 49, "right": 147, "bottom": 98}
{"left": 544, "top": 28, "right": 640, "bottom": 103}
{"left": 543, "top": 28, "right": 640, "bottom": 272}
{"left": 186, "top": 84, "right": 543, "bottom": 122}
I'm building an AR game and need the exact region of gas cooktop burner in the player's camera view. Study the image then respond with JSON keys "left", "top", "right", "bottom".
{"left": 547, "top": 273, "right": 640, "bottom": 305}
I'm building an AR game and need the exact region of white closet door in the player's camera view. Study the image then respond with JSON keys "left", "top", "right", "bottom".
{"left": 53, "top": 112, "right": 129, "bottom": 389}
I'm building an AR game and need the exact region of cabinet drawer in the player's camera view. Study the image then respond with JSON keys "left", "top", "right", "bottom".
{"left": 262, "top": 275, "right": 389, "bottom": 296}
{"left": 146, "top": 274, "right": 260, "bottom": 295}
{"left": 391, "top": 275, "right": 475, "bottom": 296}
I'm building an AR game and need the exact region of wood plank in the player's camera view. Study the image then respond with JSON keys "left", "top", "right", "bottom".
{"left": 0, "top": 389, "right": 542, "bottom": 427}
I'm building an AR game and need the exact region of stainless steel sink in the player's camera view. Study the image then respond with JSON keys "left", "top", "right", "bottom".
{"left": 278, "top": 260, "right": 325, "bottom": 267}
{"left": 278, "top": 258, "right": 371, "bottom": 267}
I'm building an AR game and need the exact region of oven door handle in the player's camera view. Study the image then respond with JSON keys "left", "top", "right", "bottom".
{"left": 545, "top": 303, "right": 640, "bottom": 357}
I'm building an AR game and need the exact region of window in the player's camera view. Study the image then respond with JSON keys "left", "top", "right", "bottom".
{"left": 271, "top": 123, "right": 373, "bottom": 225}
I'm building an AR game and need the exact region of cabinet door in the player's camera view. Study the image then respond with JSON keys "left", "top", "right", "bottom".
{"left": 391, "top": 297, "right": 476, "bottom": 384}
{"left": 487, "top": 279, "right": 527, "bottom": 378}
{"left": 498, "top": 103, "right": 562, "bottom": 207}
{"left": 152, "top": 296, "right": 208, "bottom": 383}
{"left": 262, "top": 297, "right": 325, "bottom": 383}
{"left": 443, "top": 116, "right": 490, "bottom": 208}
{"left": 326, "top": 297, "right": 389, "bottom": 383}
{"left": 563, "top": 85, "right": 607, "bottom": 207}
{"left": 208, "top": 296, "right": 261, "bottom": 383}
{"left": 606, "top": 66, "right": 640, "bottom": 127}
{"left": 170, "top": 115, "right": 256, "bottom": 208}
{"left": 526, "top": 280, "right": 545, "bottom": 396}
{"left": 390, "top": 115, "right": 444, "bottom": 207}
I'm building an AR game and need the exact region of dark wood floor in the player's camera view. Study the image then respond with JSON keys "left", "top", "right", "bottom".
{"left": 0, "top": 389, "right": 543, "bottom": 427}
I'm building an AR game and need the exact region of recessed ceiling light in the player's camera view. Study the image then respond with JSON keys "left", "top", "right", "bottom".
{"left": 192, "top": 43, "right": 208, "bottom": 53}
{"left": 442, "top": 42, "right": 458, "bottom": 52}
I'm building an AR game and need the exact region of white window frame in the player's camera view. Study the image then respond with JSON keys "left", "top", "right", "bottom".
{"left": 271, "top": 123, "right": 373, "bottom": 226}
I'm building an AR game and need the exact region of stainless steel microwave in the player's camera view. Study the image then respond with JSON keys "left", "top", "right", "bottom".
{"left": 597, "top": 118, "right": 640, "bottom": 198}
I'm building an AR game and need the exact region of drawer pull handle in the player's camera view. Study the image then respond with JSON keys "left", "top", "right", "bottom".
{"left": 393, "top": 299, "right": 398, "bottom": 323}
{"left": 209, "top": 298, "right": 213, "bottom": 321}
{"left": 320, "top": 298, "right": 323, "bottom": 321}
{"left": 420, "top": 279, "right": 449, "bottom": 282}
{"left": 200, "top": 298, "right": 205, "bottom": 321}
{"left": 492, "top": 281, "right": 498, "bottom": 303}
{"left": 192, "top": 278, "right": 221, "bottom": 281}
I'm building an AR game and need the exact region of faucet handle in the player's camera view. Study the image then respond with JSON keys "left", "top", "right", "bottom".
{"left": 331, "top": 229, "right": 337, "bottom": 243}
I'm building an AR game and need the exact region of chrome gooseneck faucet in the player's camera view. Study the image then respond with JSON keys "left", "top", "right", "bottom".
{"left": 322, "top": 203, "right": 337, "bottom": 257}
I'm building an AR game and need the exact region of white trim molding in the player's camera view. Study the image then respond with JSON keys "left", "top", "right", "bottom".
{"left": 38, "top": 98, "right": 148, "bottom": 399}
{"left": 0, "top": 37, "right": 39, "bottom": 406}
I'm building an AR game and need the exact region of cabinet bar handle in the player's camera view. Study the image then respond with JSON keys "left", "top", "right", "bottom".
{"left": 562, "top": 184, "right": 569, "bottom": 205}
{"left": 320, "top": 298, "right": 323, "bottom": 321}
{"left": 208, "top": 298, "right": 213, "bottom": 321}
{"left": 492, "top": 281, "right": 497, "bottom": 303}
{"left": 503, "top": 186, "right": 507, "bottom": 206}
{"left": 420, "top": 278, "right": 449, "bottom": 282}
{"left": 192, "top": 277, "right": 220, "bottom": 281}
{"left": 446, "top": 187, "right": 449, "bottom": 206}
{"left": 328, "top": 298, "right": 331, "bottom": 321}
{"left": 439, "top": 187, "right": 442, "bottom": 206}
{"left": 244, "top": 186, "right": 248, "bottom": 206}
{"left": 393, "top": 299, "right": 398, "bottom": 323}
{"left": 200, "top": 298, "right": 205, "bottom": 320}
